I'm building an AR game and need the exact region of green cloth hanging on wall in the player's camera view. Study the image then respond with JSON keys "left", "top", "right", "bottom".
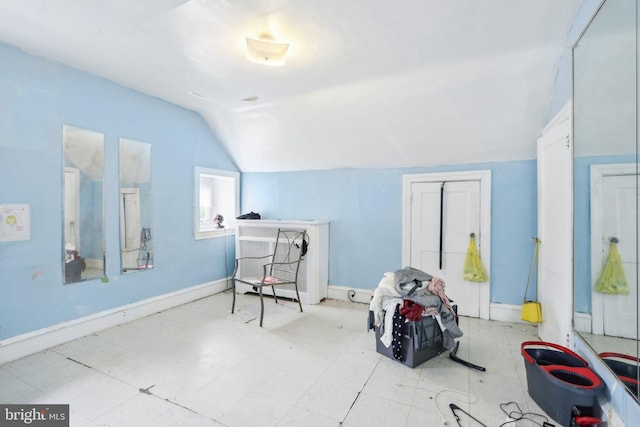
{"left": 463, "top": 235, "right": 488, "bottom": 282}
{"left": 595, "top": 241, "right": 629, "bottom": 295}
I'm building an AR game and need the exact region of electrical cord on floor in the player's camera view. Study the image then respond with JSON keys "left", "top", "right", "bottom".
{"left": 436, "top": 396, "right": 552, "bottom": 427}
{"left": 434, "top": 388, "right": 478, "bottom": 425}
{"left": 497, "top": 401, "right": 551, "bottom": 427}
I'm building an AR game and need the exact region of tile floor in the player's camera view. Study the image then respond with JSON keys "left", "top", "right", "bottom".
{"left": 0, "top": 292, "right": 548, "bottom": 426}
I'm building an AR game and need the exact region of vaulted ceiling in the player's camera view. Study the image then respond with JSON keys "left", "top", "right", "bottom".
{"left": 0, "top": 1, "right": 584, "bottom": 172}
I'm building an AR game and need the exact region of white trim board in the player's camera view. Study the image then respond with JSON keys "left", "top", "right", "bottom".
{"left": 0, "top": 279, "right": 229, "bottom": 365}
{"left": 489, "top": 303, "right": 526, "bottom": 324}
{"left": 3, "top": 282, "right": 537, "bottom": 365}
{"left": 573, "top": 312, "right": 592, "bottom": 334}
{"left": 327, "top": 285, "right": 373, "bottom": 304}
{"left": 328, "top": 285, "right": 533, "bottom": 326}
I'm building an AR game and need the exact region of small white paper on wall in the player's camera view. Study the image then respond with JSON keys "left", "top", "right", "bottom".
{"left": 0, "top": 204, "right": 31, "bottom": 242}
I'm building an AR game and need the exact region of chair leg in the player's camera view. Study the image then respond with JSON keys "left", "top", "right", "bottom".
{"left": 231, "top": 279, "right": 236, "bottom": 314}
{"left": 259, "top": 286, "right": 265, "bottom": 327}
{"left": 271, "top": 286, "right": 278, "bottom": 304}
{"left": 294, "top": 284, "right": 303, "bottom": 313}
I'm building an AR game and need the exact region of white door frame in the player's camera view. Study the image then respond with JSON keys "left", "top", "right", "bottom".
{"left": 120, "top": 187, "right": 140, "bottom": 270}
{"left": 402, "top": 170, "right": 492, "bottom": 319}
{"left": 590, "top": 163, "right": 638, "bottom": 335}
{"left": 64, "top": 167, "right": 80, "bottom": 251}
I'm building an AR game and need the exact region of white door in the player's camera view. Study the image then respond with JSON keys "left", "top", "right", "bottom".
{"left": 409, "top": 180, "right": 484, "bottom": 317}
{"left": 536, "top": 112, "right": 572, "bottom": 346}
{"left": 593, "top": 171, "right": 639, "bottom": 339}
{"left": 120, "top": 188, "right": 141, "bottom": 270}
{"left": 64, "top": 167, "right": 80, "bottom": 251}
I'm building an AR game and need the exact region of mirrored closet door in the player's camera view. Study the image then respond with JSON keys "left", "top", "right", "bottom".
{"left": 119, "top": 138, "right": 154, "bottom": 274}
{"left": 573, "top": 0, "right": 640, "bottom": 401}
{"left": 63, "top": 125, "right": 105, "bottom": 284}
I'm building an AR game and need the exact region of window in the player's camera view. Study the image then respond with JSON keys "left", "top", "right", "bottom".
{"left": 194, "top": 167, "right": 239, "bottom": 239}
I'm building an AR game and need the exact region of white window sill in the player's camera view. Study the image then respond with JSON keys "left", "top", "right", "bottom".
{"left": 195, "top": 228, "right": 235, "bottom": 240}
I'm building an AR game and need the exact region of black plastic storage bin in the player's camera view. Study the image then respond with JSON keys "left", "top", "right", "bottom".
{"left": 65, "top": 257, "right": 85, "bottom": 283}
{"left": 374, "top": 312, "right": 446, "bottom": 368}
{"left": 521, "top": 341, "right": 604, "bottom": 426}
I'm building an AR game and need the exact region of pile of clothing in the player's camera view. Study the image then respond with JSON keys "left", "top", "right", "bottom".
{"left": 369, "top": 267, "right": 462, "bottom": 357}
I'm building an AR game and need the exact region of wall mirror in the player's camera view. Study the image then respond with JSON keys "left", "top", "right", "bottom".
{"left": 119, "top": 138, "right": 154, "bottom": 274}
{"left": 63, "top": 125, "right": 105, "bottom": 284}
{"left": 573, "top": 0, "right": 640, "bottom": 400}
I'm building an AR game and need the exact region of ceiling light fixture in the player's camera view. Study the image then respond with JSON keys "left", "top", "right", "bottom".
{"left": 245, "top": 34, "right": 289, "bottom": 66}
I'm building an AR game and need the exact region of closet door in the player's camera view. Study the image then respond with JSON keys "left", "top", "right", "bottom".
{"left": 120, "top": 188, "right": 141, "bottom": 271}
{"left": 591, "top": 167, "right": 639, "bottom": 339}
{"left": 601, "top": 174, "right": 638, "bottom": 338}
{"left": 409, "top": 180, "right": 483, "bottom": 317}
{"left": 64, "top": 167, "right": 80, "bottom": 251}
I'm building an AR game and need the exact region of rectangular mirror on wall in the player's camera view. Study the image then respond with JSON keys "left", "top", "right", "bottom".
{"left": 573, "top": 0, "right": 640, "bottom": 400}
{"left": 63, "top": 125, "right": 105, "bottom": 284}
{"left": 119, "top": 138, "right": 154, "bottom": 274}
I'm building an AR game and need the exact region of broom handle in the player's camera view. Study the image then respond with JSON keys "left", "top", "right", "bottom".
{"left": 523, "top": 238, "right": 540, "bottom": 302}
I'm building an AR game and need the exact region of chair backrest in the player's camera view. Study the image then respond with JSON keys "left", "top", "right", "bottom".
{"left": 269, "top": 229, "right": 309, "bottom": 281}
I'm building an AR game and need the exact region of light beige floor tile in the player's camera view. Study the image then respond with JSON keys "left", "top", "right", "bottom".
{"left": 341, "top": 392, "right": 412, "bottom": 427}
{"left": 2, "top": 349, "right": 67, "bottom": 377}
{"left": 0, "top": 369, "right": 42, "bottom": 403}
{"left": 276, "top": 406, "right": 339, "bottom": 426}
{"left": 89, "top": 393, "right": 169, "bottom": 427}
{"left": 295, "top": 378, "right": 361, "bottom": 423}
{"left": 217, "top": 391, "right": 292, "bottom": 427}
{"left": 1, "top": 293, "right": 550, "bottom": 427}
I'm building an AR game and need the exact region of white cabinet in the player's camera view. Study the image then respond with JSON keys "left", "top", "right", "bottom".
{"left": 234, "top": 220, "right": 329, "bottom": 304}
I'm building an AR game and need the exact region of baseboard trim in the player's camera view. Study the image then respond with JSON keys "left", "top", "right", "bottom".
{"left": 327, "top": 285, "right": 372, "bottom": 304}
{"left": 489, "top": 303, "right": 528, "bottom": 323}
{"left": 327, "top": 287, "right": 532, "bottom": 325}
{"left": 0, "top": 284, "right": 556, "bottom": 364}
{"left": 84, "top": 258, "right": 104, "bottom": 270}
{"left": 0, "top": 278, "right": 229, "bottom": 365}
{"left": 573, "top": 312, "right": 592, "bottom": 334}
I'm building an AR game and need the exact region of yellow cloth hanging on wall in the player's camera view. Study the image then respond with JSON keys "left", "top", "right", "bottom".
{"left": 463, "top": 235, "right": 488, "bottom": 282}
{"left": 595, "top": 242, "right": 629, "bottom": 295}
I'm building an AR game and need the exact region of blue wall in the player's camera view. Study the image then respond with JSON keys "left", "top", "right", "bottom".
{"left": 547, "top": 0, "right": 604, "bottom": 121}
{"left": 238, "top": 2, "right": 609, "bottom": 308}
{"left": 242, "top": 160, "right": 538, "bottom": 305}
{"left": 0, "top": 42, "right": 237, "bottom": 339}
{"left": 0, "top": 0, "right": 606, "bottom": 338}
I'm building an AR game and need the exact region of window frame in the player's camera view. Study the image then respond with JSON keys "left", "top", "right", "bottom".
{"left": 194, "top": 167, "right": 240, "bottom": 240}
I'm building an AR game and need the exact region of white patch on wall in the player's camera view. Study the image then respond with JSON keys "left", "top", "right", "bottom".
{"left": 0, "top": 204, "right": 30, "bottom": 242}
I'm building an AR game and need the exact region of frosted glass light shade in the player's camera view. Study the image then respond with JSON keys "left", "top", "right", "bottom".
{"left": 245, "top": 36, "right": 289, "bottom": 66}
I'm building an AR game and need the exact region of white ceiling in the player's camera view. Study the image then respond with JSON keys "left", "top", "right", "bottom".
{"left": 0, "top": 0, "right": 584, "bottom": 172}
